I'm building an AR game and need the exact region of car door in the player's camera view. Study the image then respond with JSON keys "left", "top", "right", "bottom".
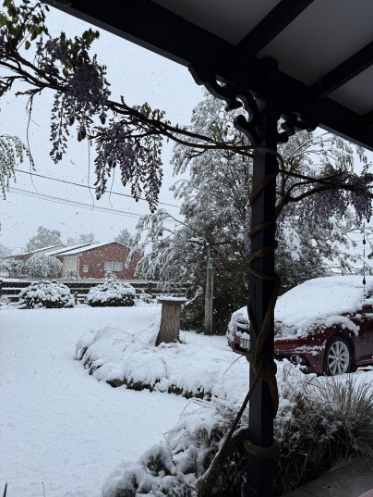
{"left": 351, "top": 309, "right": 373, "bottom": 365}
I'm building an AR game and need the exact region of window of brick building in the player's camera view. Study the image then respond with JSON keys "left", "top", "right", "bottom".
{"left": 104, "top": 262, "right": 123, "bottom": 272}
{"left": 83, "top": 264, "right": 89, "bottom": 273}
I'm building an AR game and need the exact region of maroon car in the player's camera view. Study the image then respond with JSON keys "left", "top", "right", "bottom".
{"left": 227, "top": 276, "right": 373, "bottom": 375}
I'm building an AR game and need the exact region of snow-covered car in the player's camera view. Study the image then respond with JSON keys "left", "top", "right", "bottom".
{"left": 227, "top": 276, "right": 373, "bottom": 376}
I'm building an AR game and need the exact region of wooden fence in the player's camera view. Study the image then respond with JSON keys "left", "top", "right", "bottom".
{"left": 0, "top": 279, "right": 187, "bottom": 303}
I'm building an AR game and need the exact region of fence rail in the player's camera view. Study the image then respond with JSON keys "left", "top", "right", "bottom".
{"left": 0, "top": 279, "right": 187, "bottom": 302}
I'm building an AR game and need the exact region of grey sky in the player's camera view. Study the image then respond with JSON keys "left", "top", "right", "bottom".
{"left": 0, "top": 5, "right": 205, "bottom": 252}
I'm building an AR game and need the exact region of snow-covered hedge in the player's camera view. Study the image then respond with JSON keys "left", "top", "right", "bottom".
{"left": 63, "top": 269, "right": 80, "bottom": 280}
{"left": 19, "top": 280, "right": 74, "bottom": 309}
{"left": 25, "top": 255, "right": 62, "bottom": 279}
{"left": 85, "top": 272, "right": 136, "bottom": 307}
{"left": 75, "top": 320, "right": 239, "bottom": 398}
{"left": 102, "top": 363, "right": 373, "bottom": 496}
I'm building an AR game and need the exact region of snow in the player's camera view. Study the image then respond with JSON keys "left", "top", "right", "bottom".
{"left": 85, "top": 279, "right": 136, "bottom": 305}
{"left": 18, "top": 280, "right": 74, "bottom": 309}
{"left": 276, "top": 276, "right": 373, "bottom": 333}
{"left": 43, "top": 243, "right": 91, "bottom": 256}
{"left": 229, "top": 276, "right": 373, "bottom": 339}
{"left": 24, "top": 244, "right": 66, "bottom": 255}
{"left": 156, "top": 296, "right": 189, "bottom": 302}
{"left": 3, "top": 298, "right": 373, "bottom": 496}
{"left": 75, "top": 307, "right": 247, "bottom": 400}
{"left": 0, "top": 306, "right": 188, "bottom": 497}
{"left": 61, "top": 242, "right": 123, "bottom": 256}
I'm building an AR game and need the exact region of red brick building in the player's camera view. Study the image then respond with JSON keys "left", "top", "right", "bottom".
{"left": 58, "top": 242, "right": 140, "bottom": 280}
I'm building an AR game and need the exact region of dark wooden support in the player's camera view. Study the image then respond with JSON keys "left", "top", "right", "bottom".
{"left": 361, "top": 109, "right": 373, "bottom": 130}
{"left": 237, "top": 0, "right": 315, "bottom": 58}
{"left": 307, "top": 39, "right": 373, "bottom": 103}
{"left": 156, "top": 297, "right": 187, "bottom": 346}
{"left": 246, "top": 58, "right": 279, "bottom": 497}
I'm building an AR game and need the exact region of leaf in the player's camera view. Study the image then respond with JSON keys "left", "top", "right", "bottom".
{"left": 25, "top": 40, "right": 31, "bottom": 50}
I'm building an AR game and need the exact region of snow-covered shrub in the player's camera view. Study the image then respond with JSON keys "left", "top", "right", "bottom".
{"left": 0, "top": 295, "right": 11, "bottom": 308}
{"left": 103, "top": 444, "right": 193, "bottom": 497}
{"left": 25, "top": 255, "right": 62, "bottom": 279}
{"left": 136, "top": 291, "right": 156, "bottom": 304}
{"left": 63, "top": 269, "right": 80, "bottom": 280}
{"left": 19, "top": 280, "right": 74, "bottom": 309}
{"left": 86, "top": 271, "right": 135, "bottom": 307}
{"left": 0, "top": 259, "right": 11, "bottom": 276}
{"left": 0, "top": 258, "right": 26, "bottom": 277}
{"left": 101, "top": 361, "right": 373, "bottom": 497}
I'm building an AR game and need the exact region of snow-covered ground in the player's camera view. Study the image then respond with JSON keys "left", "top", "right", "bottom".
{"left": 2, "top": 303, "right": 373, "bottom": 497}
{"left": 0, "top": 306, "right": 188, "bottom": 497}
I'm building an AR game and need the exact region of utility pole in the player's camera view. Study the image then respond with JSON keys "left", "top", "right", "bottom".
{"left": 204, "top": 243, "right": 214, "bottom": 335}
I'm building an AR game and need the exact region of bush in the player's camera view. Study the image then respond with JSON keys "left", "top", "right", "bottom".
{"left": 101, "top": 362, "right": 373, "bottom": 497}
{"left": 25, "top": 255, "right": 62, "bottom": 279}
{"left": 86, "top": 271, "right": 136, "bottom": 307}
{"left": 0, "top": 258, "right": 26, "bottom": 277}
{"left": 19, "top": 280, "right": 74, "bottom": 309}
{"left": 136, "top": 291, "right": 156, "bottom": 304}
{"left": 64, "top": 269, "right": 80, "bottom": 280}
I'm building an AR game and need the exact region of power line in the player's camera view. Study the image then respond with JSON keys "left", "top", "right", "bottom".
{"left": 13, "top": 168, "right": 181, "bottom": 209}
{"left": 8, "top": 187, "right": 179, "bottom": 223}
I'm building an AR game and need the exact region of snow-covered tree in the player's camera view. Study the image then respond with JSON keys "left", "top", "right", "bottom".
{"left": 78, "top": 233, "right": 95, "bottom": 244}
{"left": 133, "top": 93, "right": 370, "bottom": 332}
{"left": 115, "top": 229, "right": 132, "bottom": 247}
{"left": 25, "top": 255, "right": 62, "bottom": 279}
{"left": 66, "top": 233, "right": 96, "bottom": 245}
{"left": 0, "top": 258, "right": 25, "bottom": 277}
{"left": 0, "top": 243, "right": 11, "bottom": 257}
{"left": 25, "top": 226, "right": 62, "bottom": 253}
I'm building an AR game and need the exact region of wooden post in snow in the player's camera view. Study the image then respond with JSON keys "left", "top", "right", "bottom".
{"left": 156, "top": 297, "right": 188, "bottom": 346}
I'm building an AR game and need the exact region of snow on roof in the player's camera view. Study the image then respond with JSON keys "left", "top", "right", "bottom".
{"left": 60, "top": 242, "right": 121, "bottom": 256}
{"left": 44, "top": 243, "right": 91, "bottom": 256}
{"left": 230, "top": 275, "right": 373, "bottom": 335}
{"left": 24, "top": 244, "right": 66, "bottom": 255}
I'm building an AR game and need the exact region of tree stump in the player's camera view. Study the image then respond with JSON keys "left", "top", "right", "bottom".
{"left": 156, "top": 297, "right": 188, "bottom": 346}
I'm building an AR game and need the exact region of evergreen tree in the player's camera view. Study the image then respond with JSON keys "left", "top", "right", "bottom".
{"left": 115, "top": 229, "right": 132, "bottom": 247}
{"left": 66, "top": 233, "right": 96, "bottom": 245}
{"left": 25, "top": 226, "right": 63, "bottom": 252}
{"left": 0, "top": 243, "right": 11, "bottom": 257}
{"left": 78, "top": 233, "right": 95, "bottom": 244}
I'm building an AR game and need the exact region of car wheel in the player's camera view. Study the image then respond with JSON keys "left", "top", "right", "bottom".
{"left": 324, "top": 336, "right": 352, "bottom": 376}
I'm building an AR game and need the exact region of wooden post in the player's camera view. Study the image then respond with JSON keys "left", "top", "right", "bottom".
{"left": 247, "top": 58, "right": 279, "bottom": 497}
{"left": 156, "top": 297, "right": 188, "bottom": 346}
{"left": 204, "top": 247, "right": 214, "bottom": 335}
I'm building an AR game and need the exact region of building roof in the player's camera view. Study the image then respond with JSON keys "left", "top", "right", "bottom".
{"left": 44, "top": 243, "right": 91, "bottom": 257}
{"left": 57, "top": 0, "right": 373, "bottom": 151}
{"left": 60, "top": 242, "right": 124, "bottom": 256}
{"left": 23, "top": 244, "right": 66, "bottom": 256}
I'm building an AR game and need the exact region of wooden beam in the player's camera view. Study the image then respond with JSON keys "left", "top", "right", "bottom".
{"left": 308, "top": 40, "right": 373, "bottom": 102}
{"left": 55, "top": 0, "right": 373, "bottom": 151}
{"left": 237, "top": 0, "right": 314, "bottom": 58}
{"left": 361, "top": 109, "right": 373, "bottom": 129}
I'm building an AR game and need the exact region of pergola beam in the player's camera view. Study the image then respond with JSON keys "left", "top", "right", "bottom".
{"left": 307, "top": 40, "right": 373, "bottom": 102}
{"left": 57, "top": 0, "right": 373, "bottom": 153}
{"left": 237, "top": 0, "right": 315, "bottom": 58}
{"left": 361, "top": 109, "right": 373, "bottom": 129}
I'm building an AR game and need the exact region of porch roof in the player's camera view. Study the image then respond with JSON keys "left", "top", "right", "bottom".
{"left": 56, "top": 0, "right": 373, "bottom": 150}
